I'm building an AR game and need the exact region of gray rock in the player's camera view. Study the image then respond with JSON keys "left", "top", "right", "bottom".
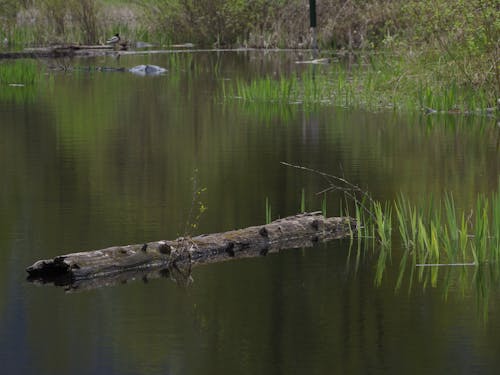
{"left": 128, "top": 64, "right": 167, "bottom": 76}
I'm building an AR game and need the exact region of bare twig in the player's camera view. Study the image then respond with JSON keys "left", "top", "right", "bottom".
{"left": 280, "top": 161, "right": 376, "bottom": 219}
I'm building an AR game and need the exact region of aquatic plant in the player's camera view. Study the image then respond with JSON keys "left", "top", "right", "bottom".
{"left": 321, "top": 192, "right": 327, "bottom": 217}
{"left": 183, "top": 168, "right": 208, "bottom": 235}
{"left": 393, "top": 190, "right": 500, "bottom": 268}
{"left": 226, "top": 75, "right": 297, "bottom": 103}
{"left": 265, "top": 197, "right": 272, "bottom": 224}
{"left": 0, "top": 60, "right": 39, "bottom": 85}
{"left": 221, "top": 54, "right": 496, "bottom": 112}
{"left": 283, "top": 162, "right": 500, "bottom": 293}
{"left": 300, "top": 188, "right": 306, "bottom": 213}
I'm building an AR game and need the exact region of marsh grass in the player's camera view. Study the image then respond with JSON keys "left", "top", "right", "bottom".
{"left": 265, "top": 164, "right": 499, "bottom": 304}
{"left": 0, "top": 60, "right": 39, "bottom": 85}
{"left": 221, "top": 55, "right": 495, "bottom": 112}
{"left": 222, "top": 68, "right": 336, "bottom": 106}
{"left": 321, "top": 193, "right": 327, "bottom": 217}
{"left": 227, "top": 75, "right": 297, "bottom": 103}
{"left": 265, "top": 197, "right": 272, "bottom": 224}
{"left": 300, "top": 188, "right": 306, "bottom": 213}
{"left": 341, "top": 182, "right": 500, "bottom": 289}
{"left": 394, "top": 190, "right": 500, "bottom": 268}
{"left": 281, "top": 164, "right": 500, "bottom": 295}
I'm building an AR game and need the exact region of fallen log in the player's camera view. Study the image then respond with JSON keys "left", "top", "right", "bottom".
{"left": 26, "top": 212, "right": 357, "bottom": 290}
{"left": 0, "top": 44, "right": 119, "bottom": 59}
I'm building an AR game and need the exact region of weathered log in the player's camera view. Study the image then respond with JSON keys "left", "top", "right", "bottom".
{"left": 0, "top": 44, "right": 121, "bottom": 59}
{"left": 26, "top": 212, "right": 357, "bottom": 289}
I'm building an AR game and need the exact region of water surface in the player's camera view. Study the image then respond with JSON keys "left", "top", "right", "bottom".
{"left": 0, "top": 51, "right": 499, "bottom": 375}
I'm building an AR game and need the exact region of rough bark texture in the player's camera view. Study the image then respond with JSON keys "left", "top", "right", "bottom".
{"left": 26, "top": 212, "right": 357, "bottom": 289}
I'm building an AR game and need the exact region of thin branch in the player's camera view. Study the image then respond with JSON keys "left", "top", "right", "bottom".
{"left": 280, "top": 161, "right": 376, "bottom": 219}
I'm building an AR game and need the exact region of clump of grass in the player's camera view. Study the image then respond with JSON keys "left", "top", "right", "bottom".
{"left": 282, "top": 164, "right": 500, "bottom": 267}
{"left": 227, "top": 75, "right": 297, "bottom": 103}
{"left": 349, "top": 187, "right": 500, "bottom": 289}
{"left": 392, "top": 190, "right": 500, "bottom": 268}
{"left": 222, "top": 55, "right": 496, "bottom": 112}
{"left": 222, "top": 69, "right": 335, "bottom": 105}
{"left": 0, "top": 60, "right": 39, "bottom": 85}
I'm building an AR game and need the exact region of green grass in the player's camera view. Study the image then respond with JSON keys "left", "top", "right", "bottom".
{"left": 221, "top": 53, "right": 496, "bottom": 112}
{"left": 262, "top": 171, "right": 499, "bottom": 300}
{"left": 222, "top": 69, "right": 336, "bottom": 106}
{"left": 265, "top": 197, "right": 272, "bottom": 224}
{"left": 394, "top": 191, "right": 500, "bottom": 267}
{"left": 334, "top": 178, "right": 500, "bottom": 290}
{"left": 300, "top": 188, "right": 306, "bottom": 213}
{"left": 321, "top": 193, "right": 327, "bottom": 217}
{"left": 0, "top": 60, "right": 39, "bottom": 85}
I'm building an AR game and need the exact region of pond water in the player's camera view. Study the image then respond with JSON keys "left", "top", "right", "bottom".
{"left": 0, "top": 51, "right": 499, "bottom": 375}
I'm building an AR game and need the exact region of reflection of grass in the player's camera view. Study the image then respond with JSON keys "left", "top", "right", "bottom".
{"left": 227, "top": 101, "right": 297, "bottom": 124}
{"left": 0, "top": 84, "right": 37, "bottom": 103}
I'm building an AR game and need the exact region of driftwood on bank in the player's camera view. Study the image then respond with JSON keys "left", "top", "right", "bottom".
{"left": 0, "top": 44, "right": 121, "bottom": 59}
{"left": 26, "top": 212, "right": 356, "bottom": 291}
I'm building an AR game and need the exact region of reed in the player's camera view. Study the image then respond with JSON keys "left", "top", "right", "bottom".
{"left": 345, "top": 181, "right": 500, "bottom": 293}
{"left": 373, "top": 201, "right": 392, "bottom": 249}
{"left": 0, "top": 60, "right": 39, "bottom": 85}
{"left": 392, "top": 187, "right": 499, "bottom": 267}
{"left": 221, "top": 54, "right": 495, "bottom": 112}
{"left": 274, "top": 165, "right": 499, "bottom": 296}
{"left": 228, "top": 75, "right": 298, "bottom": 103}
{"left": 300, "top": 188, "right": 306, "bottom": 213}
{"left": 493, "top": 189, "right": 500, "bottom": 261}
{"left": 265, "top": 197, "right": 272, "bottom": 224}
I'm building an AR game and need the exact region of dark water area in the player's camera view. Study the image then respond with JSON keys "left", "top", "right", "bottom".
{"left": 0, "top": 51, "right": 499, "bottom": 374}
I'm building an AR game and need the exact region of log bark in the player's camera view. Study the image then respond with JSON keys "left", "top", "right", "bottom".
{"left": 26, "top": 212, "right": 357, "bottom": 290}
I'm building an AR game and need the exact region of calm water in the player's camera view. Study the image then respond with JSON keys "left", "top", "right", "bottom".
{"left": 1, "top": 51, "right": 499, "bottom": 375}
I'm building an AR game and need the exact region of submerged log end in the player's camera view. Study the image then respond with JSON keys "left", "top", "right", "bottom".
{"left": 26, "top": 257, "right": 72, "bottom": 280}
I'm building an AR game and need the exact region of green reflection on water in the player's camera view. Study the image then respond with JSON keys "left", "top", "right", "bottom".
{"left": 1, "top": 51, "right": 500, "bottom": 374}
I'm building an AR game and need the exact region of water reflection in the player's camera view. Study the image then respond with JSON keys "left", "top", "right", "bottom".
{"left": 359, "top": 237, "right": 500, "bottom": 321}
{"left": 0, "top": 51, "right": 500, "bottom": 375}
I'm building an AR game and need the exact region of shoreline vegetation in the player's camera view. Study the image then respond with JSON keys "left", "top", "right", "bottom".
{"left": 0, "top": 0, "right": 498, "bottom": 111}
{"left": 280, "top": 164, "right": 500, "bottom": 312}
